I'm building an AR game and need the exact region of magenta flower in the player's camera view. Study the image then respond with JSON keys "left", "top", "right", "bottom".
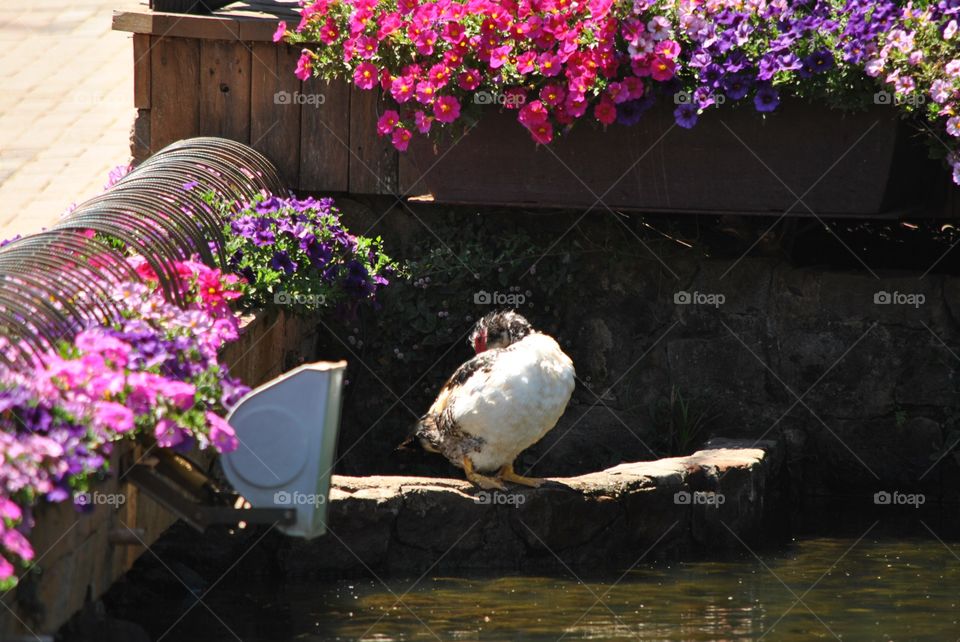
{"left": 154, "top": 419, "right": 185, "bottom": 449}
{"left": 489, "top": 45, "right": 513, "bottom": 69}
{"left": 353, "top": 62, "right": 378, "bottom": 90}
{"left": 272, "top": 21, "right": 286, "bottom": 43}
{"left": 433, "top": 95, "right": 461, "bottom": 123}
{"left": 94, "top": 402, "right": 135, "bottom": 434}
{"left": 377, "top": 110, "right": 400, "bottom": 135}
{"left": 294, "top": 52, "right": 312, "bottom": 81}
{"left": 206, "top": 412, "right": 239, "bottom": 453}
{"left": 392, "top": 127, "right": 413, "bottom": 151}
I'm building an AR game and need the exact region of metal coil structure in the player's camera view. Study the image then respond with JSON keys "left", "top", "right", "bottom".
{"left": 0, "top": 137, "right": 287, "bottom": 370}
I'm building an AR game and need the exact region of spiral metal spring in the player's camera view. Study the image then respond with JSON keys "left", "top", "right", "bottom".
{"left": 0, "top": 137, "right": 287, "bottom": 370}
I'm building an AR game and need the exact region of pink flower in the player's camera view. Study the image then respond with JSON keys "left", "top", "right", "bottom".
{"left": 154, "top": 419, "right": 185, "bottom": 449}
{"left": 540, "top": 83, "right": 566, "bottom": 107}
{"left": 377, "top": 110, "right": 400, "bottom": 136}
{"left": 428, "top": 63, "right": 451, "bottom": 87}
{"left": 0, "top": 556, "right": 12, "bottom": 581}
{"left": 206, "top": 412, "right": 239, "bottom": 453}
{"left": 157, "top": 380, "right": 196, "bottom": 410}
{"left": 458, "top": 69, "right": 481, "bottom": 90}
{"left": 489, "top": 45, "right": 513, "bottom": 69}
{"left": 95, "top": 402, "right": 135, "bottom": 434}
{"left": 3, "top": 530, "right": 33, "bottom": 562}
{"left": 353, "top": 62, "right": 378, "bottom": 90}
{"left": 295, "top": 51, "right": 313, "bottom": 81}
{"left": 538, "top": 53, "right": 562, "bottom": 77}
{"left": 516, "top": 51, "right": 537, "bottom": 75}
{"left": 390, "top": 75, "right": 415, "bottom": 103}
{"left": 527, "top": 121, "right": 553, "bottom": 145}
{"left": 416, "top": 81, "right": 437, "bottom": 104}
{"left": 414, "top": 110, "right": 433, "bottom": 134}
{"left": 0, "top": 499, "right": 21, "bottom": 523}
{"left": 319, "top": 18, "right": 339, "bottom": 44}
{"left": 392, "top": 127, "right": 413, "bottom": 151}
{"left": 649, "top": 55, "right": 676, "bottom": 81}
{"left": 655, "top": 39, "right": 680, "bottom": 60}
{"left": 433, "top": 95, "right": 461, "bottom": 123}
{"left": 414, "top": 30, "right": 438, "bottom": 55}
{"left": 356, "top": 35, "right": 378, "bottom": 59}
{"left": 518, "top": 100, "right": 549, "bottom": 127}
{"left": 272, "top": 21, "right": 287, "bottom": 43}
{"left": 595, "top": 98, "right": 617, "bottom": 125}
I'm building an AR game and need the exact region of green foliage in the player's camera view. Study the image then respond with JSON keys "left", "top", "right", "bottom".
{"left": 649, "top": 386, "right": 717, "bottom": 456}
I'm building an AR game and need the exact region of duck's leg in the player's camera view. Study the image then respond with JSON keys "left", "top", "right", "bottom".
{"left": 463, "top": 456, "right": 506, "bottom": 490}
{"left": 498, "top": 462, "right": 544, "bottom": 488}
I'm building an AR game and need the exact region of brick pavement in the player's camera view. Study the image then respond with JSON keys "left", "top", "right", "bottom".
{"left": 0, "top": 0, "right": 134, "bottom": 241}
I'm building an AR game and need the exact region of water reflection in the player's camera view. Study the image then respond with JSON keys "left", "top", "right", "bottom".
{"left": 165, "top": 536, "right": 960, "bottom": 640}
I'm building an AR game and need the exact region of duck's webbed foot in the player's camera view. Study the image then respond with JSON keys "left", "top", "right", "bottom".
{"left": 463, "top": 456, "right": 506, "bottom": 490}
{"left": 498, "top": 462, "right": 544, "bottom": 488}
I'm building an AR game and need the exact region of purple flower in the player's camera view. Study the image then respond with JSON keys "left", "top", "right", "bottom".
{"left": 800, "top": 50, "right": 834, "bottom": 77}
{"left": 269, "top": 250, "right": 298, "bottom": 275}
{"left": 722, "top": 73, "right": 751, "bottom": 101}
{"left": 754, "top": 85, "right": 780, "bottom": 112}
{"left": 673, "top": 104, "right": 698, "bottom": 129}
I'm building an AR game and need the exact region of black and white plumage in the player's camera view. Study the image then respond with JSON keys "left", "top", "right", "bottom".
{"left": 415, "top": 311, "right": 575, "bottom": 489}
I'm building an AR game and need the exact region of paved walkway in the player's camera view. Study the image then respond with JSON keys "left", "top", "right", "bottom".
{"left": 0, "top": 0, "right": 134, "bottom": 241}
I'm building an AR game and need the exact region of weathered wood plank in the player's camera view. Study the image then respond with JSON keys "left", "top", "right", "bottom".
{"left": 349, "top": 87, "right": 398, "bottom": 195}
{"left": 250, "top": 43, "right": 301, "bottom": 187}
{"left": 133, "top": 33, "right": 152, "bottom": 109}
{"left": 114, "top": 9, "right": 289, "bottom": 42}
{"left": 150, "top": 36, "right": 201, "bottom": 153}
{"left": 300, "top": 78, "right": 351, "bottom": 192}
{"left": 199, "top": 39, "right": 252, "bottom": 143}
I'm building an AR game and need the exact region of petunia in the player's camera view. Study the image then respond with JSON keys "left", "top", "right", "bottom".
{"left": 754, "top": 85, "right": 780, "bottom": 113}
{"left": 295, "top": 51, "right": 312, "bottom": 81}
{"left": 154, "top": 418, "right": 185, "bottom": 449}
{"left": 377, "top": 110, "right": 400, "bottom": 136}
{"left": 673, "top": 103, "right": 698, "bottom": 129}
{"left": 272, "top": 21, "right": 287, "bottom": 43}
{"left": 353, "top": 62, "right": 378, "bottom": 90}
{"left": 392, "top": 127, "right": 413, "bottom": 151}
{"left": 433, "top": 95, "right": 461, "bottom": 123}
{"left": 206, "top": 412, "right": 239, "bottom": 453}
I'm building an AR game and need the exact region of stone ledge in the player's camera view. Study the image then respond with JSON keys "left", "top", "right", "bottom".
{"left": 280, "top": 438, "right": 785, "bottom": 574}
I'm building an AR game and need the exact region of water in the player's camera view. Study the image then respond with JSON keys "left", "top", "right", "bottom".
{"left": 160, "top": 534, "right": 960, "bottom": 641}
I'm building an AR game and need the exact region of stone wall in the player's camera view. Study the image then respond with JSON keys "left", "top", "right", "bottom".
{"left": 325, "top": 204, "right": 960, "bottom": 503}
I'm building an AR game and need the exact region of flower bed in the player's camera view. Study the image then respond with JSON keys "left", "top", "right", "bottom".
{"left": 283, "top": 0, "right": 960, "bottom": 185}
{"left": 0, "top": 188, "right": 394, "bottom": 593}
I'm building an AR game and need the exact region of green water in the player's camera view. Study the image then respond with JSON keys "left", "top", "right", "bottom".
{"left": 166, "top": 535, "right": 960, "bottom": 641}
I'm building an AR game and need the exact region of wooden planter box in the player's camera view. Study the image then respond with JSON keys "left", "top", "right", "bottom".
{"left": 114, "top": 5, "right": 951, "bottom": 217}
{"left": 405, "top": 103, "right": 937, "bottom": 217}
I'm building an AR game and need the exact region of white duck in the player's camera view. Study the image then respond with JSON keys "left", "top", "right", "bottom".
{"left": 415, "top": 310, "right": 575, "bottom": 490}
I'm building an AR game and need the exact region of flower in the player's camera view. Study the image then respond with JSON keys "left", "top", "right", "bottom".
{"left": 294, "top": 52, "right": 312, "bottom": 81}
{"left": 206, "top": 412, "right": 239, "bottom": 453}
{"left": 377, "top": 110, "right": 400, "bottom": 135}
{"left": 433, "top": 95, "right": 461, "bottom": 123}
{"left": 93, "top": 402, "right": 134, "bottom": 434}
{"left": 392, "top": 127, "right": 413, "bottom": 151}
{"left": 673, "top": 103, "right": 698, "bottom": 129}
{"left": 155, "top": 419, "right": 185, "bottom": 448}
{"left": 273, "top": 21, "right": 287, "bottom": 43}
{"left": 753, "top": 85, "right": 780, "bottom": 113}
{"left": 353, "top": 62, "right": 378, "bottom": 90}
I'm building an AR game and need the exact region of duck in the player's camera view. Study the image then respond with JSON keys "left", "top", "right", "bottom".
{"left": 414, "top": 310, "right": 575, "bottom": 490}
